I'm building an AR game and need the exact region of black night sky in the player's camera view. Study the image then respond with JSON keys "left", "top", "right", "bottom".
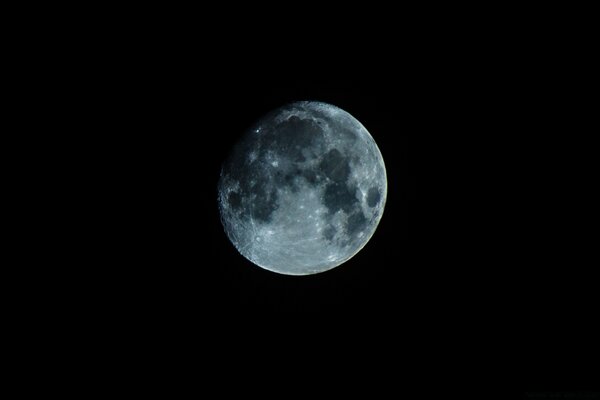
{"left": 82, "top": 27, "right": 595, "bottom": 394}
{"left": 17, "top": 3, "right": 592, "bottom": 396}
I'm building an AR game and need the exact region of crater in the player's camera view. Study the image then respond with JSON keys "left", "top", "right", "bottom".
{"left": 367, "top": 187, "right": 381, "bottom": 208}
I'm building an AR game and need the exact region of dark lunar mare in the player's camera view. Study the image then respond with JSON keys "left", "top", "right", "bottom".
{"left": 223, "top": 112, "right": 332, "bottom": 224}
{"left": 223, "top": 112, "right": 374, "bottom": 246}
{"left": 222, "top": 146, "right": 280, "bottom": 224}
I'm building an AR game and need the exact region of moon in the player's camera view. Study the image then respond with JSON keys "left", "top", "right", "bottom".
{"left": 218, "top": 101, "right": 387, "bottom": 275}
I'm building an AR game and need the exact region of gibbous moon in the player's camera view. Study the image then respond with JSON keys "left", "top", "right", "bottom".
{"left": 218, "top": 101, "right": 387, "bottom": 275}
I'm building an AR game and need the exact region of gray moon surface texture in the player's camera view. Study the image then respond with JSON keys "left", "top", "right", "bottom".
{"left": 218, "top": 101, "right": 387, "bottom": 275}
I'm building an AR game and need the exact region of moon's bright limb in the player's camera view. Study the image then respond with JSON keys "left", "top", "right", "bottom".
{"left": 218, "top": 101, "right": 387, "bottom": 275}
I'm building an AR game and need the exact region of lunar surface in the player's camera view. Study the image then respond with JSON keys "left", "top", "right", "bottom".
{"left": 218, "top": 101, "right": 387, "bottom": 275}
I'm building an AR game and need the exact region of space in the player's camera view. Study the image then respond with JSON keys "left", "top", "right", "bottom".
{"left": 37, "top": 7, "right": 600, "bottom": 397}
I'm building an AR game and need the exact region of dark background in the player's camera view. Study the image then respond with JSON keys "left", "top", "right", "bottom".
{"left": 58, "top": 14, "right": 596, "bottom": 394}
